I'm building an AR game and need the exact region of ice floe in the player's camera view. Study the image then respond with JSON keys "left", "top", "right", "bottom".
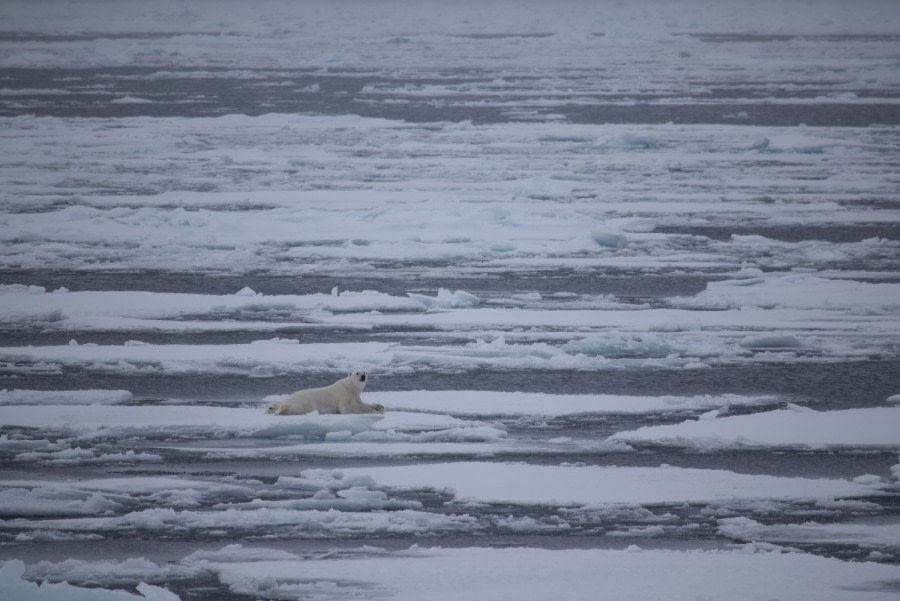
{"left": 340, "top": 462, "right": 886, "bottom": 507}
{"left": 3, "top": 272, "right": 896, "bottom": 371}
{"left": 679, "top": 274, "right": 900, "bottom": 311}
{"left": 0, "top": 389, "right": 132, "bottom": 405}
{"left": 199, "top": 545, "right": 900, "bottom": 601}
{"left": 368, "top": 390, "right": 776, "bottom": 416}
{"left": 0, "top": 404, "right": 512, "bottom": 462}
{"left": 610, "top": 407, "right": 900, "bottom": 450}
{"left": 1, "top": 113, "right": 898, "bottom": 278}
{"left": 6, "top": 543, "right": 900, "bottom": 601}
{"left": 3, "top": 507, "right": 476, "bottom": 538}
{"left": 0, "top": 560, "right": 179, "bottom": 601}
{"left": 718, "top": 517, "right": 900, "bottom": 553}
{"left": 0, "top": 405, "right": 385, "bottom": 440}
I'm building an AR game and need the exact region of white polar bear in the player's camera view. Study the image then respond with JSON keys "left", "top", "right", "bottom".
{"left": 266, "top": 371, "right": 384, "bottom": 415}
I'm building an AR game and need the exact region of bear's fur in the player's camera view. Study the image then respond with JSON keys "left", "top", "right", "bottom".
{"left": 266, "top": 371, "right": 384, "bottom": 415}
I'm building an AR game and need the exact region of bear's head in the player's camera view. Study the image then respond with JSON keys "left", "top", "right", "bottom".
{"left": 347, "top": 371, "right": 368, "bottom": 392}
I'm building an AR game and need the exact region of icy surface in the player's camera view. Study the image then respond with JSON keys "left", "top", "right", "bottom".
{"left": 1, "top": 0, "right": 900, "bottom": 599}
{"left": 718, "top": 517, "right": 900, "bottom": 550}
{"left": 0, "top": 405, "right": 386, "bottom": 440}
{"left": 0, "top": 389, "right": 133, "bottom": 406}
{"left": 0, "top": 560, "right": 179, "bottom": 601}
{"left": 201, "top": 546, "right": 900, "bottom": 601}
{"left": 369, "top": 390, "right": 777, "bottom": 416}
{"left": 611, "top": 407, "right": 900, "bottom": 450}
{"left": 341, "top": 462, "right": 885, "bottom": 507}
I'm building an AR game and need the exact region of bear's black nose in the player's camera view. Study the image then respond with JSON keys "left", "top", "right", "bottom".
{"left": 360, "top": 373, "right": 367, "bottom": 381}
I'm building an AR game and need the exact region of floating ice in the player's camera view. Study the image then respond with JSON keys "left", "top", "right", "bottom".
{"left": 3, "top": 506, "right": 477, "bottom": 537}
{"left": 12, "top": 448, "right": 161, "bottom": 466}
{"left": 368, "top": 390, "right": 776, "bottom": 417}
{"left": 3, "top": 115, "right": 897, "bottom": 278}
{"left": 0, "top": 389, "right": 133, "bottom": 406}
{"left": 682, "top": 274, "right": 900, "bottom": 311}
{"left": 0, "top": 288, "right": 426, "bottom": 331}
{"left": 0, "top": 488, "right": 127, "bottom": 516}
{"left": 750, "top": 134, "right": 839, "bottom": 154}
{"left": 0, "top": 284, "right": 46, "bottom": 294}
{"left": 0, "top": 476, "right": 259, "bottom": 522}
{"left": 0, "top": 436, "right": 63, "bottom": 453}
{"left": 0, "top": 404, "right": 514, "bottom": 464}
{"left": 202, "top": 545, "right": 900, "bottom": 601}
{"left": 1, "top": 3, "right": 900, "bottom": 598}
{"left": 407, "top": 288, "right": 480, "bottom": 309}
{"left": 340, "top": 462, "right": 884, "bottom": 507}
{"left": 611, "top": 407, "right": 900, "bottom": 450}
{"left": 590, "top": 230, "right": 628, "bottom": 249}
{"left": 110, "top": 96, "right": 153, "bottom": 104}
{"left": 600, "top": 133, "right": 657, "bottom": 149}
{"left": 183, "top": 544, "right": 298, "bottom": 564}
{"left": 0, "top": 560, "right": 180, "bottom": 601}
{"left": 718, "top": 516, "right": 900, "bottom": 552}
{"left": 0, "top": 405, "right": 385, "bottom": 441}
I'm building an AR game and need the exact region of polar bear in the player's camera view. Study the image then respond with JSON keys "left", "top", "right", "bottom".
{"left": 266, "top": 371, "right": 384, "bottom": 415}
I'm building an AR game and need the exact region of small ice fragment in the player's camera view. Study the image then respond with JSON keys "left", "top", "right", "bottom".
{"left": 852, "top": 474, "right": 882, "bottom": 486}
{"left": 786, "top": 403, "right": 816, "bottom": 413}
{"left": 591, "top": 231, "right": 627, "bottom": 249}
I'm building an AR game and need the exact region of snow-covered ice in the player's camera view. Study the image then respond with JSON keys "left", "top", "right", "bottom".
{"left": 1, "top": 0, "right": 899, "bottom": 599}
{"left": 0, "top": 405, "right": 387, "bottom": 440}
{"left": 0, "top": 560, "right": 179, "bottom": 601}
{"left": 200, "top": 546, "right": 900, "bottom": 601}
{"left": 718, "top": 517, "right": 900, "bottom": 552}
{"left": 369, "top": 390, "right": 778, "bottom": 416}
{"left": 340, "top": 462, "right": 887, "bottom": 507}
{"left": 5, "top": 546, "right": 900, "bottom": 601}
{"left": 0, "top": 389, "right": 133, "bottom": 406}
{"left": 611, "top": 407, "right": 900, "bottom": 450}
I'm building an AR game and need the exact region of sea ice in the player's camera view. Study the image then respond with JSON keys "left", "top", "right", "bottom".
{"left": 0, "top": 560, "right": 180, "bottom": 601}
{"left": 201, "top": 545, "right": 900, "bottom": 601}
{"left": 718, "top": 516, "right": 900, "bottom": 551}
{"left": 2, "top": 507, "right": 477, "bottom": 537}
{"left": 0, "top": 405, "right": 385, "bottom": 440}
{"left": 680, "top": 274, "right": 900, "bottom": 311}
{"left": 610, "top": 407, "right": 900, "bottom": 450}
{"left": 367, "top": 390, "right": 776, "bottom": 416}
{"left": 0, "top": 389, "right": 133, "bottom": 406}
{"left": 1, "top": 2, "right": 899, "bottom": 599}
{"left": 0, "top": 488, "right": 127, "bottom": 517}
{"left": 339, "top": 462, "right": 884, "bottom": 507}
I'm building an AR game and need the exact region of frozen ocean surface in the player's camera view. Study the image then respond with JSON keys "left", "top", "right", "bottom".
{"left": 1, "top": 0, "right": 900, "bottom": 599}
